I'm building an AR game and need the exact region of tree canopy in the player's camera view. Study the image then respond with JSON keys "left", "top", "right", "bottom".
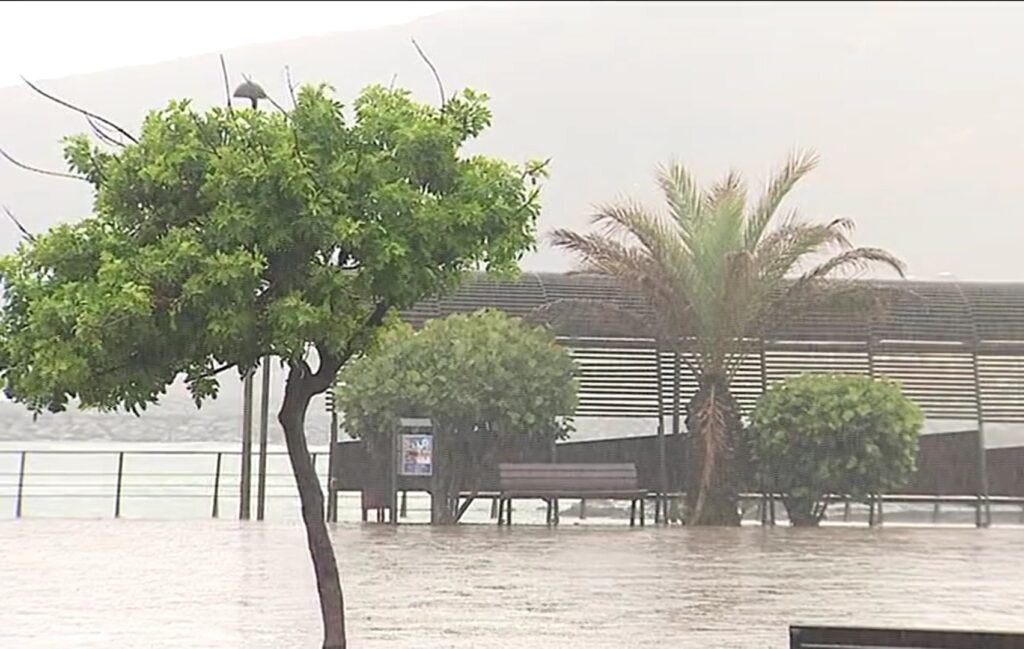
{"left": 0, "top": 84, "right": 545, "bottom": 414}
{"left": 338, "top": 308, "right": 577, "bottom": 440}
{"left": 746, "top": 373, "right": 923, "bottom": 526}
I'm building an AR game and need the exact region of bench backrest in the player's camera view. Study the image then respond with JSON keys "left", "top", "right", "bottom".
{"left": 498, "top": 463, "right": 639, "bottom": 493}
{"left": 790, "top": 626, "right": 1024, "bottom": 649}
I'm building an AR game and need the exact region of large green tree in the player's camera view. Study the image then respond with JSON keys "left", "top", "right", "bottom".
{"left": 337, "top": 309, "right": 577, "bottom": 524}
{"left": 0, "top": 81, "right": 544, "bottom": 647}
{"left": 551, "top": 152, "right": 904, "bottom": 526}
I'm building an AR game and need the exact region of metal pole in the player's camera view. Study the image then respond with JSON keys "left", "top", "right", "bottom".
{"left": 945, "top": 275, "right": 991, "bottom": 528}
{"left": 240, "top": 369, "right": 254, "bottom": 520}
{"left": 390, "top": 432, "right": 399, "bottom": 525}
{"left": 212, "top": 452, "right": 222, "bottom": 518}
{"left": 327, "top": 411, "right": 339, "bottom": 523}
{"left": 114, "top": 452, "right": 125, "bottom": 518}
{"left": 257, "top": 355, "right": 271, "bottom": 521}
{"left": 14, "top": 451, "right": 26, "bottom": 518}
{"left": 655, "top": 345, "right": 667, "bottom": 525}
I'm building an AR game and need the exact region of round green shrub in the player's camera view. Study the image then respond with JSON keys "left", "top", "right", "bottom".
{"left": 746, "top": 373, "right": 923, "bottom": 526}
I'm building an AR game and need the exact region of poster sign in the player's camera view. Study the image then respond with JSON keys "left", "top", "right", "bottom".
{"left": 398, "top": 433, "right": 433, "bottom": 476}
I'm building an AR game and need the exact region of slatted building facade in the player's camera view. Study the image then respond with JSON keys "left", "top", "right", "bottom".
{"left": 401, "top": 273, "right": 1024, "bottom": 425}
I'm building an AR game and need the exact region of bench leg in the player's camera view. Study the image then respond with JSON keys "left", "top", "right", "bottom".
{"left": 545, "top": 498, "right": 552, "bottom": 525}
{"left": 579, "top": 498, "right": 587, "bottom": 520}
{"left": 361, "top": 508, "right": 368, "bottom": 523}
{"left": 640, "top": 497, "right": 646, "bottom": 527}
{"left": 490, "top": 497, "right": 499, "bottom": 520}
{"left": 630, "top": 499, "right": 637, "bottom": 527}
{"left": 498, "top": 498, "right": 506, "bottom": 526}
{"left": 554, "top": 498, "right": 560, "bottom": 525}
{"left": 508, "top": 499, "right": 513, "bottom": 525}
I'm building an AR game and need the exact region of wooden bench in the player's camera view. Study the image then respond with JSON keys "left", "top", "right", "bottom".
{"left": 496, "top": 463, "right": 646, "bottom": 526}
{"left": 790, "top": 626, "right": 1024, "bottom": 649}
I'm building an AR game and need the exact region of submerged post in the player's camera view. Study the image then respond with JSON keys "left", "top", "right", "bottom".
{"left": 114, "top": 452, "right": 125, "bottom": 518}
{"left": 257, "top": 355, "right": 271, "bottom": 521}
{"left": 327, "top": 411, "right": 339, "bottom": 523}
{"left": 212, "top": 452, "right": 223, "bottom": 518}
{"left": 14, "top": 451, "right": 26, "bottom": 518}
{"left": 240, "top": 369, "right": 254, "bottom": 520}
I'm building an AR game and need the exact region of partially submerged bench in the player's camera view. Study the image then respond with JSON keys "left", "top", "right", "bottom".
{"left": 790, "top": 626, "right": 1024, "bottom": 649}
{"left": 496, "top": 463, "right": 646, "bottom": 526}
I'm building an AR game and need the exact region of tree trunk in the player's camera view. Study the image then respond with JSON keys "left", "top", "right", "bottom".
{"left": 430, "top": 430, "right": 462, "bottom": 525}
{"left": 783, "top": 495, "right": 827, "bottom": 527}
{"left": 684, "top": 378, "right": 743, "bottom": 526}
{"left": 280, "top": 362, "right": 347, "bottom": 649}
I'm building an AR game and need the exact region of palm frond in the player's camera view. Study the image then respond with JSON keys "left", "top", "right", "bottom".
{"left": 745, "top": 150, "right": 819, "bottom": 248}
{"left": 799, "top": 246, "right": 907, "bottom": 284}
{"left": 755, "top": 217, "right": 854, "bottom": 284}
{"left": 590, "top": 200, "right": 675, "bottom": 257}
{"left": 656, "top": 160, "right": 702, "bottom": 239}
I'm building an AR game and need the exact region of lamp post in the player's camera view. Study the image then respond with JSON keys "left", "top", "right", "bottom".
{"left": 233, "top": 78, "right": 268, "bottom": 109}
{"left": 939, "top": 271, "right": 991, "bottom": 528}
{"left": 234, "top": 77, "right": 271, "bottom": 521}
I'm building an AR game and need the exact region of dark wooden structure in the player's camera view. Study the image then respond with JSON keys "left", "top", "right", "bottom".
{"left": 496, "top": 463, "right": 646, "bottom": 526}
{"left": 789, "top": 626, "right": 1024, "bottom": 649}
{"left": 402, "top": 273, "right": 1024, "bottom": 423}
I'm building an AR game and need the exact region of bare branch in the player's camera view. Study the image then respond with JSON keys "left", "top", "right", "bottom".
{"left": 219, "top": 54, "right": 233, "bottom": 111}
{"left": 21, "top": 76, "right": 138, "bottom": 144}
{"left": 285, "top": 65, "right": 298, "bottom": 108}
{"left": 193, "top": 362, "right": 237, "bottom": 382}
{"left": 86, "top": 116, "right": 125, "bottom": 148}
{"left": 0, "top": 146, "right": 86, "bottom": 181}
{"left": 411, "top": 38, "right": 446, "bottom": 107}
{"left": 389, "top": 72, "right": 398, "bottom": 90}
{"left": 2, "top": 205, "right": 36, "bottom": 242}
{"left": 264, "top": 93, "right": 289, "bottom": 115}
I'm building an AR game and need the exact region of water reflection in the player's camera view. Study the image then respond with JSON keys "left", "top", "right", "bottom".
{"left": 1, "top": 521, "right": 1022, "bottom": 648}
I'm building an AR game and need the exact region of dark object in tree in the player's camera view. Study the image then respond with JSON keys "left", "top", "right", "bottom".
{"left": 233, "top": 78, "right": 268, "bottom": 109}
{"left": 0, "top": 81, "right": 544, "bottom": 648}
{"left": 746, "top": 373, "right": 923, "bottom": 526}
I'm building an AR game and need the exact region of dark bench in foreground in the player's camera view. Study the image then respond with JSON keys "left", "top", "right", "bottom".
{"left": 496, "top": 463, "right": 646, "bottom": 526}
{"left": 790, "top": 626, "right": 1024, "bottom": 649}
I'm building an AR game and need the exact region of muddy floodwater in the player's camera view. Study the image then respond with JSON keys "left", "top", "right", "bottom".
{"left": 1, "top": 520, "right": 1022, "bottom": 648}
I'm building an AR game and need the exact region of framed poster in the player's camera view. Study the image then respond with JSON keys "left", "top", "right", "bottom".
{"left": 398, "top": 433, "right": 433, "bottom": 476}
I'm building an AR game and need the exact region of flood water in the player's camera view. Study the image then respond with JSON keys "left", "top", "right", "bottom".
{"left": 1, "top": 521, "right": 1022, "bottom": 648}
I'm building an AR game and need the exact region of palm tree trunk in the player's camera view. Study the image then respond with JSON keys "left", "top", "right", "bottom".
{"left": 684, "top": 378, "right": 742, "bottom": 526}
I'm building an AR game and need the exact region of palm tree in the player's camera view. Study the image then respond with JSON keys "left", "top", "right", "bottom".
{"left": 550, "top": 151, "right": 905, "bottom": 526}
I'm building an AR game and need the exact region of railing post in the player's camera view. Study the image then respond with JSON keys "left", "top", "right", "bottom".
{"left": 114, "top": 452, "right": 125, "bottom": 518}
{"left": 14, "top": 451, "right": 26, "bottom": 518}
{"left": 212, "top": 452, "right": 223, "bottom": 518}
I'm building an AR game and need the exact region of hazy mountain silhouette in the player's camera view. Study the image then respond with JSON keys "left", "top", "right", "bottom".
{"left": 2, "top": 2, "right": 1023, "bottom": 441}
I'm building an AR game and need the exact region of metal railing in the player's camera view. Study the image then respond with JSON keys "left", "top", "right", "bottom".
{"left": 0, "top": 448, "right": 329, "bottom": 519}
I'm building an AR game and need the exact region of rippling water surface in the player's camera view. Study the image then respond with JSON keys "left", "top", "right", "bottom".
{"left": 1, "top": 521, "right": 1023, "bottom": 648}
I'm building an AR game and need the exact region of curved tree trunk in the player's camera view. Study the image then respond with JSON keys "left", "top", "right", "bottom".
{"left": 280, "top": 361, "right": 347, "bottom": 649}
{"left": 684, "top": 378, "right": 743, "bottom": 526}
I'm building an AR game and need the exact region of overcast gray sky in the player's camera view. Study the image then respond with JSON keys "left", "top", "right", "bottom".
{"left": 0, "top": 1, "right": 484, "bottom": 87}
